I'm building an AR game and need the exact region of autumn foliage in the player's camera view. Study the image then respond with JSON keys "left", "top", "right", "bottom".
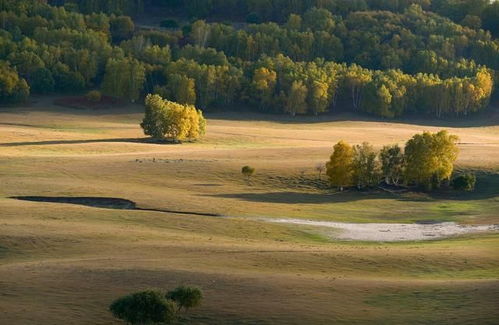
{"left": 326, "top": 131, "right": 460, "bottom": 191}
{"left": 141, "top": 94, "right": 206, "bottom": 142}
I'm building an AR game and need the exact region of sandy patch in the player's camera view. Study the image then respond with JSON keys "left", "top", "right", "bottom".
{"left": 263, "top": 218, "right": 499, "bottom": 242}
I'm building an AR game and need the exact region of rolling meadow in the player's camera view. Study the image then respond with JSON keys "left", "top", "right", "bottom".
{"left": 1, "top": 98, "right": 498, "bottom": 324}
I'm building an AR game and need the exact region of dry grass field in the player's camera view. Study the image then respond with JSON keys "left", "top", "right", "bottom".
{"left": 0, "top": 97, "right": 498, "bottom": 324}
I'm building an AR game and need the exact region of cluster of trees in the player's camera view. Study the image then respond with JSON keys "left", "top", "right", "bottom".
{"left": 1, "top": 0, "right": 496, "bottom": 120}
{"left": 48, "top": 0, "right": 143, "bottom": 16}
{"left": 102, "top": 57, "right": 145, "bottom": 102}
{"left": 110, "top": 286, "right": 203, "bottom": 325}
{"left": 158, "top": 58, "right": 243, "bottom": 108}
{"left": 0, "top": 61, "right": 29, "bottom": 103}
{"left": 141, "top": 94, "right": 206, "bottom": 141}
{"left": 431, "top": 0, "right": 499, "bottom": 37}
{"left": 56, "top": 0, "right": 497, "bottom": 39}
{"left": 247, "top": 55, "right": 492, "bottom": 117}
{"left": 326, "top": 130, "right": 460, "bottom": 191}
{"left": 0, "top": 0, "right": 122, "bottom": 98}
{"left": 188, "top": 7, "right": 498, "bottom": 72}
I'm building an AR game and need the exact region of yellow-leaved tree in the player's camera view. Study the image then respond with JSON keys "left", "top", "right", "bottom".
{"left": 251, "top": 67, "right": 276, "bottom": 109}
{"left": 141, "top": 94, "right": 206, "bottom": 142}
{"left": 326, "top": 140, "right": 354, "bottom": 191}
{"left": 285, "top": 80, "right": 308, "bottom": 116}
{"left": 404, "top": 130, "right": 459, "bottom": 190}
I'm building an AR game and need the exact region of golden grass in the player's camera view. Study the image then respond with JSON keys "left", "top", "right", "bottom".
{"left": 0, "top": 99, "right": 498, "bottom": 324}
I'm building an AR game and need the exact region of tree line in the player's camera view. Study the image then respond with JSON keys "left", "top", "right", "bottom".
{"left": 0, "top": 0, "right": 496, "bottom": 119}
{"left": 246, "top": 55, "right": 492, "bottom": 117}
{"left": 48, "top": 0, "right": 499, "bottom": 38}
{"left": 187, "top": 7, "right": 498, "bottom": 73}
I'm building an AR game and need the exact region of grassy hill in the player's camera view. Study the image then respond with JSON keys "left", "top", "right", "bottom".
{"left": 0, "top": 99, "right": 498, "bottom": 324}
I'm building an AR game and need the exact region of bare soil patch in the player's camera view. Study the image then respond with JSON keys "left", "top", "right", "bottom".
{"left": 264, "top": 218, "right": 499, "bottom": 242}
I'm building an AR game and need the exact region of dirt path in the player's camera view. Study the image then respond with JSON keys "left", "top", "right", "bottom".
{"left": 263, "top": 218, "right": 499, "bottom": 242}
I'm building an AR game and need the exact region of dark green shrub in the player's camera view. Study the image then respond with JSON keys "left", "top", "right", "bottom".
{"left": 452, "top": 173, "right": 476, "bottom": 191}
{"left": 109, "top": 290, "right": 177, "bottom": 324}
{"left": 241, "top": 165, "right": 255, "bottom": 180}
{"left": 166, "top": 286, "right": 203, "bottom": 312}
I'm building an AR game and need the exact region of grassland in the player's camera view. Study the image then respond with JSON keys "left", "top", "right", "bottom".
{"left": 0, "top": 97, "right": 498, "bottom": 324}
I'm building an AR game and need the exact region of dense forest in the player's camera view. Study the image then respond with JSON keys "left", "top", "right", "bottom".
{"left": 1, "top": 0, "right": 497, "bottom": 117}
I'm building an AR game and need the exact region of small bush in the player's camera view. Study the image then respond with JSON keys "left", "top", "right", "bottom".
{"left": 166, "top": 286, "right": 203, "bottom": 312}
{"left": 109, "top": 290, "right": 177, "bottom": 325}
{"left": 242, "top": 165, "right": 255, "bottom": 180}
{"left": 452, "top": 173, "right": 476, "bottom": 191}
{"left": 160, "top": 19, "right": 179, "bottom": 29}
{"left": 85, "top": 90, "right": 102, "bottom": 102}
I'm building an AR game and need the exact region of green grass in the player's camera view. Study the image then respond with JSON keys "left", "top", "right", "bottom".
{"left": 365, "top": 285, "right": 499, "bottom": 325}
{"left": 0, "top": 104, "right": 498, "bottom": 324}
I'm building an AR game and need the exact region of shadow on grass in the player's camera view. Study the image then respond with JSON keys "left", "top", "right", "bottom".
{"left": 427, "top": 171, "right": 499, "bottom": 201}
{"left": 206, "top": 103, "right": 499, "bottom": 128}
{"left": 11, "top": 196, "right": 222, "bottom": 217}
{"left": 0, "top": 137, "right": 180, "bottom": 146}
{"left": 206, "top": 173, "right": 499, "bottom": 204}
{"left": 206, "top": 191, "right": 394, "bottom": 204}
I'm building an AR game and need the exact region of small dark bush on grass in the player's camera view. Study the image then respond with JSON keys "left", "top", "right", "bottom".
{"left": 452, "top": 173, "right": 476, "bottom": 191}
{"left": 166, "top": 286, "right": 203, "bottom": 312}
{"left": 242, "top": 165, "right": 255, "bottom": 181}
{"left": 109, "top": 290, "right": 177, "bottom": 324}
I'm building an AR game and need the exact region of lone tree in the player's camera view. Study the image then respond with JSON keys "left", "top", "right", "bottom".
{"left": 404, "top": 130, "right": 459, "bottom": 190}
{"left": 141, "top": 94, "right": 206, "bottom": 142}
{"left": 241, "top": 165, "right": 255, "bottom": 181}
{"left": 166, "top": 286, "right": 203, "bottom": 312}
{"left": 380, "top": 144, "right": 405, "bottom": 185}
{"left": 109, "top": 290, "right": 177, "bottom": 325}
{"left": 326, "top": 140, "right": 354, "bottom": 191}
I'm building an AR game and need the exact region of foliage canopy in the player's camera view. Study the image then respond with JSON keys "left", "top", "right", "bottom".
{"left": 109, "top": 290, "right": 177, "bottom": 325}
{"left": 141, "top": 94, "right": 206, "bottom": 141}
